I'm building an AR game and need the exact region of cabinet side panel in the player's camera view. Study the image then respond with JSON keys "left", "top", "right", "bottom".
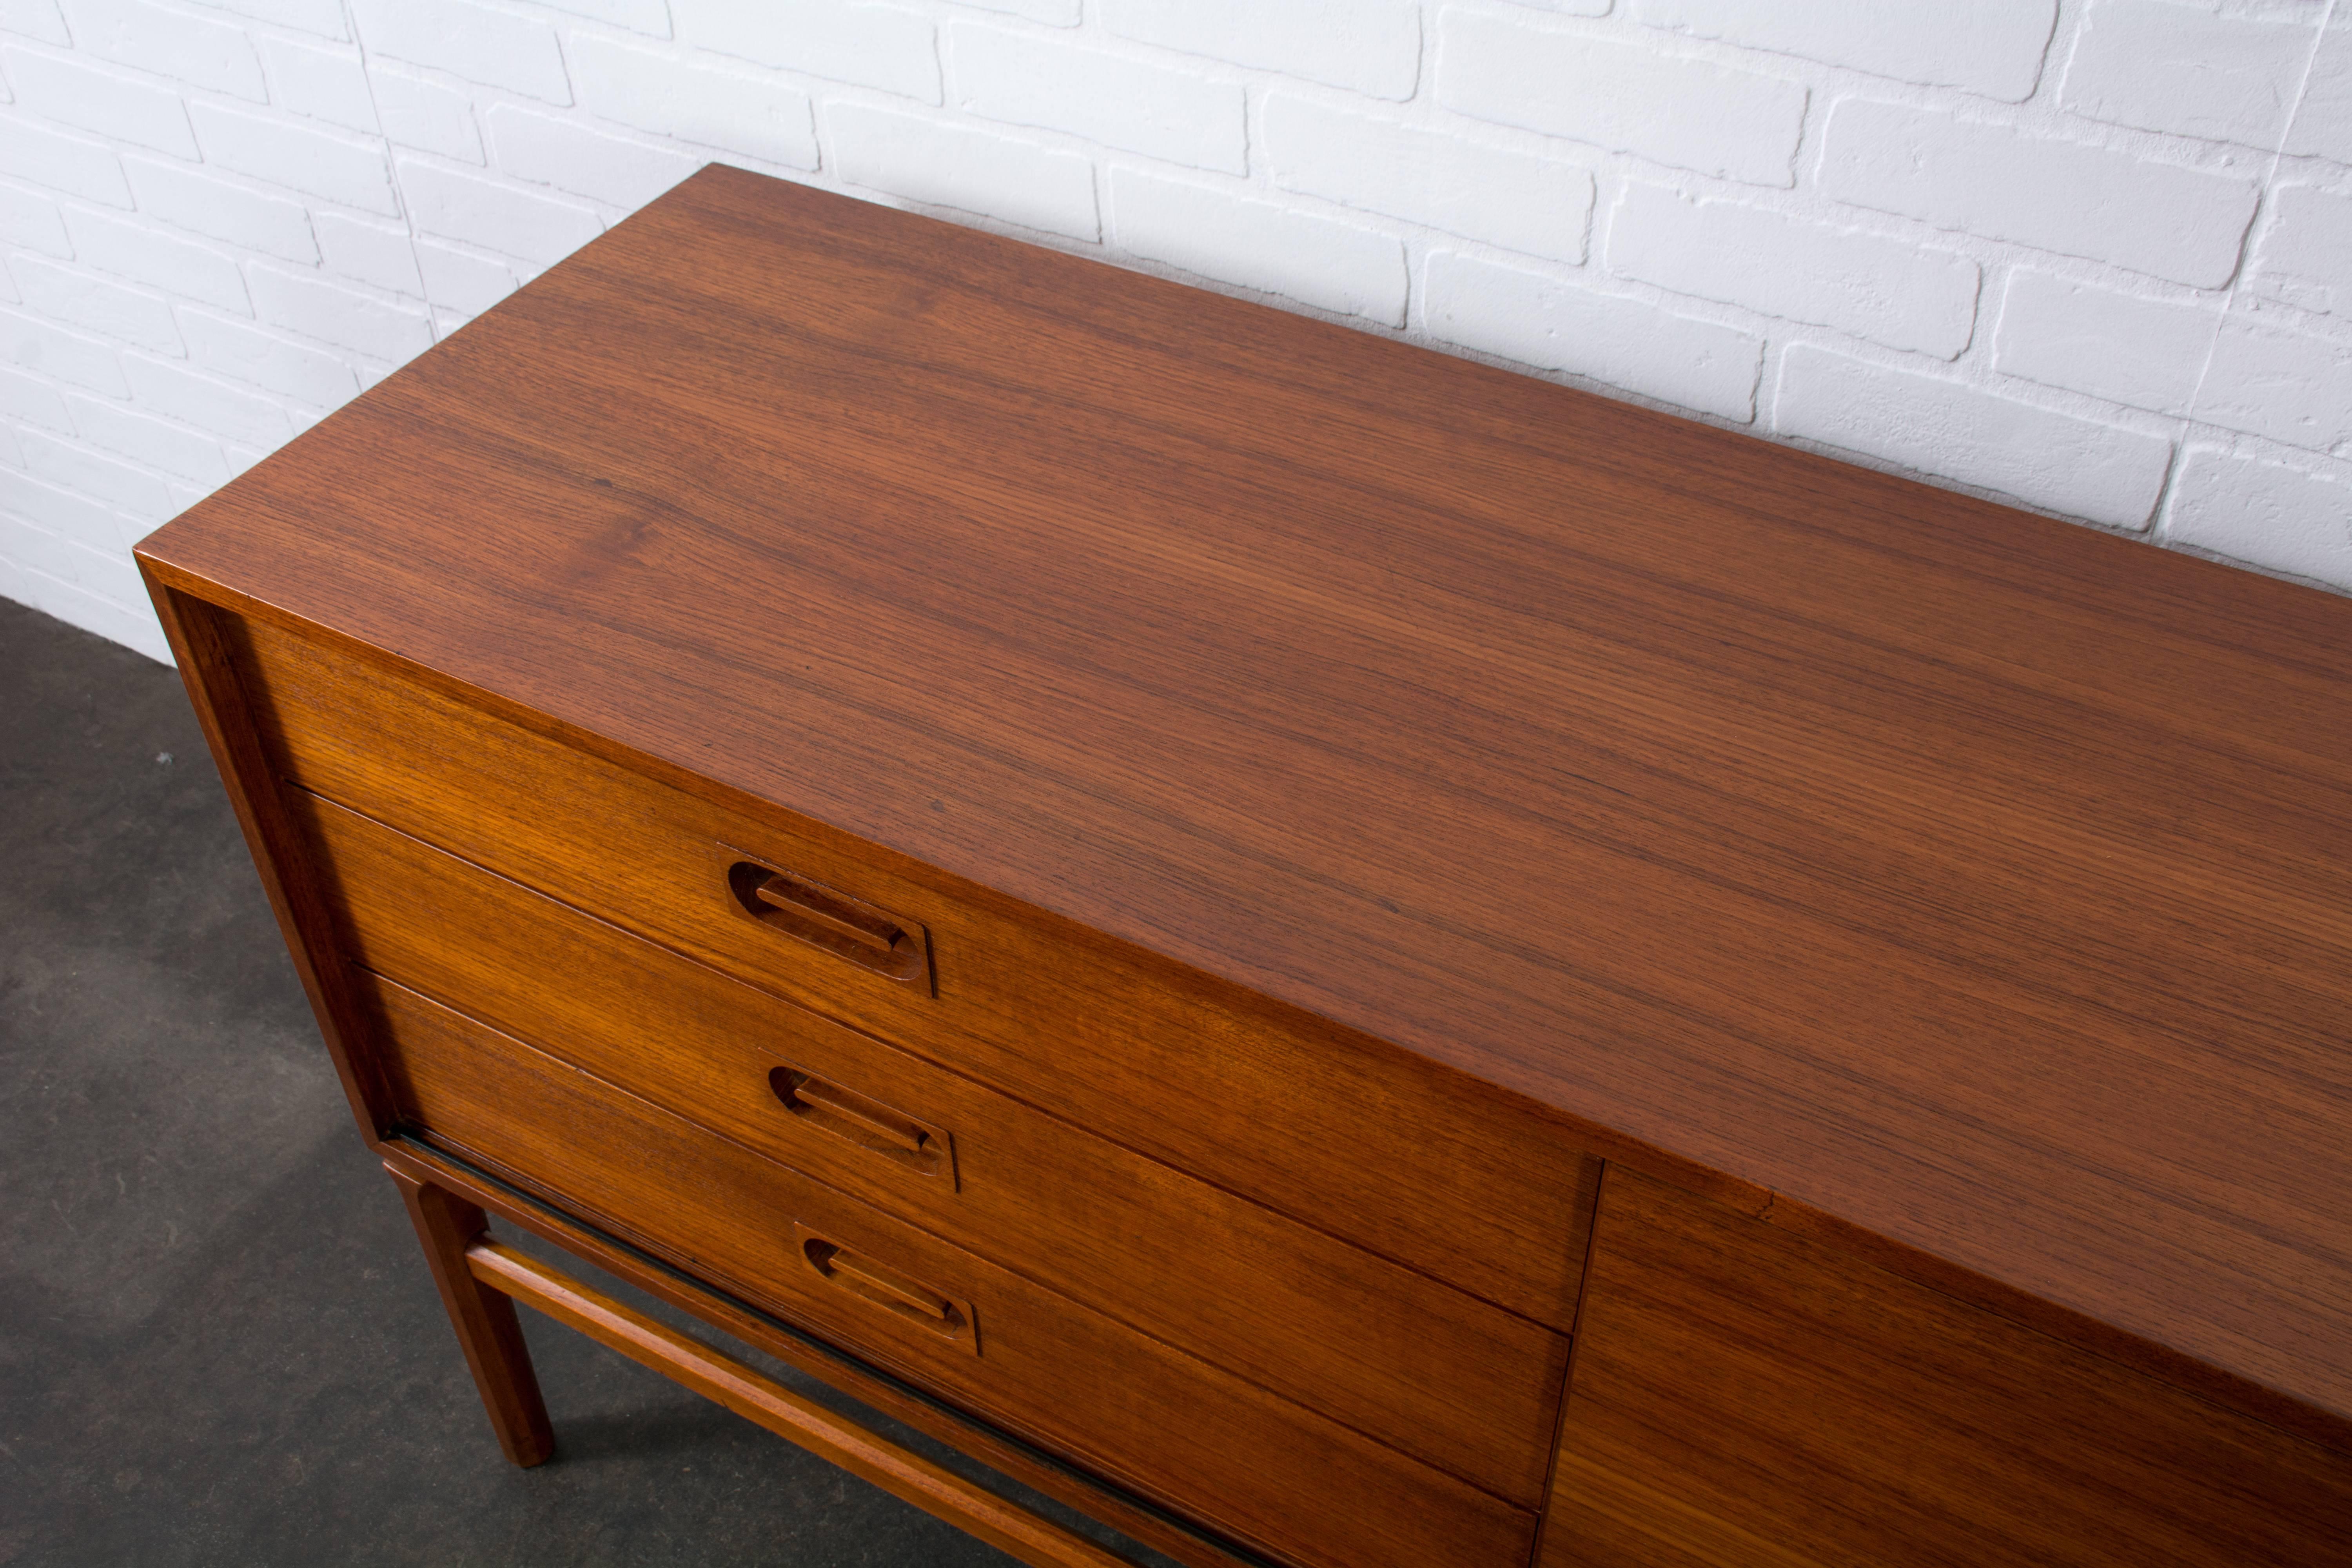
{"left": 1539, "top": 1165, "right": 2352, "bottom": 1568}
{"left": 138, "top": 577, "right": 392, "bottom": 1138}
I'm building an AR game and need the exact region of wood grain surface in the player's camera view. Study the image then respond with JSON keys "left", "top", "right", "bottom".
{"left": 462, "top": 1238, "right": 1137, "bottom": 1568}
{"left": 138, "top": 167, "right": 2352, "bottom": 1443}
{"left": 1537, "top": 1166, "right": 2352, "bottom": 1567}
{"left": 227, "top": 601, "right": 1602, "bottom": 1334}
{"left": 377, "top": 1142, "right": 1272, "bottom": 1568}
{"left": 292, "top": 784, "right": 1571, "bottom": 1502}
{"left": 368, "top": 969, "right": 1536, "bottom": 1568}
{"left": 389, "top": 1169, "right": 555, "bottom": 1469}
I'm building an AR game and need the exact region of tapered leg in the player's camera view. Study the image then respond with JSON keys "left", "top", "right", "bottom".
{"left": 388, "top": 1163, "right": 557, "bottom": 1466}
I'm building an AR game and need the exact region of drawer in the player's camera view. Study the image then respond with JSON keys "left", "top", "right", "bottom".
{"left": 231, "top": 611, "right": 1600, "bottom": 1331}
{"left": 362, "top": 970, "right": 1538, "bottom": 1568}
{"left": 293, "top": 787, "right": 1568, "bottom": 1503}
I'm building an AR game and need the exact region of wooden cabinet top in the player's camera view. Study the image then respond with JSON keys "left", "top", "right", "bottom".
{"left": 142, "top": 168, "right": 2352, "bottom": 1447}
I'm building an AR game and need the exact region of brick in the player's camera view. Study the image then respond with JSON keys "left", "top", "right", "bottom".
{"left": 1774, "top": 344, "right": 2172, "bottom": 528}
{"left": 0, "top": 307, "right": 125, "bottom": 393}
{"left": 1820, "top": 99, "right": 2259, "bottom": 289}
{"left": 63, "top": 208, "right": 249, "bottom": 313}
{"left": 370, "top": 67, "right": 484, "bottom": 162}
{"left": 69, "top": 0, "right": 267, "bottom": 101}
{"left": 1424, "top": 250, "right": 1761, "bottom": 421}
{"left": 2194, "top": 316, "right": 2352, "bottom": 453}
{"left": 2287, "top": 18, "right": 2352, "bottom": 164}
{"left": 0, "top": 464, "right": 119, "bottom": 544}
{"left": 0, "top": 510, "right": 143, "bottom": 599}
{"left": 0, "top": 181, "right": 69, "bottom": 255}
{"left": 8, "top": 255, "right": 181, "bottom": 353}
{"left": 19, "top": 565, "right": 173, "bottom": 661}
{"left": 2166, "top": 448, "right": 2352, "bottom": 585}
{"left": 124, "top": 157, "right": 319, "bottom": 263}
{"left": 248, "top": 264, "right": 433, "bottom": 363}
{"left": 1437, "top": 11, "right": 1805, "bottom": 188}
{"left": 1608, "top": 184, "right": 1979, "bottom": 358}
{"left": 2062, "top": 0, "right": 2311, "bottom": 147}
{"left": 414, "top": 241, "right": 517, "bottom": 314}
{"left": 0, "top": 114, "right": 131, "bottom": 205}
{"left": 124, "top": 352, "right": 292, "bottom": 445}
{"left": 0, "top": 363, "right": 69, "bottom": 429}
{"left": 260, "top": 36, "right": 377, "bottom": 135}
{"left": 191, "top": 102, "right": 399, "bottom": 215}
{"left": 569, "top": 34, "right": 817, "bottom": 169}
{"left": 63, "top": 390, "right": 228, "bottom": 483}
{"left": 676, "top": 0, "right": 940, "bottom": 102}
{"left": 182, "top": 310, "right": 356, "bottom": 405}
{"left": 486, "top": 106, "right": 702, "bottom": 208}
{"left": 1103, "top": 0, "right": 1420, "bottom": 100}
{"left": 951, "top": 24, "right": 1245, "bottom": 174}
{"left": 185, "top": 0, "right": 344, "bottom": 37}
{"left": 957, "top": 0, "right": 1077, "bottom": 22}
{"left": 2, "top": 0, "right": 70, "bottom": 44}
{"left": 350, "top": 0, "right": 572, "bottom": 103}
{"left": 20, "top": 428, "right": 173, "bottom": 519}
{"left": 427, "top": 309, "right": 470, "bottom": 342}
{"left": 1633, "top": 0, "right": 2056, "bottom": 102}
{"left": 2252, "top": 186, "right": 2352, "bottom": 317}
{"left": 0, "top": 47, "right": 196, "bottom": 156}
{"left": 831, "top": 102, "right": 1098, "bottom": 241}
{"left": 315, "top": 213, "right": 423, "bottom": 296}
{"left": 537, "top": 0, "right": 671, "bottom": 32}
{"left": 1992, "top": 272, "right": 2216, "bottom": 416}
{"left": 1114, "top": 169, "right": 1406, "bottom": 325}
{"left": 1263, "top": 94, "right": 1591, "bottom": 264}
{"left": 399, "top": 160, "right": 605, "bottom": 264}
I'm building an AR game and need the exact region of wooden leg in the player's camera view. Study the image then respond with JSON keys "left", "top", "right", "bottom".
{"left": 388, "top": 1163, "right": 557, "bottom": 1467}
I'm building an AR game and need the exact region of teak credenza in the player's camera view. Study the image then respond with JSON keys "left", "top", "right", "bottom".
{"left": 140, "top": 167, "right": 2352, "bottom": 1567}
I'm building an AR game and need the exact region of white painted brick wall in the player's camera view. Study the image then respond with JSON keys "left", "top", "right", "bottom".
{"left": 2061, "top": 0, "right": 2313, "bottom": 146}
{"left": 1606, "top": 183, "right": 1980, "bottom": 358}
{"left": 3, "top": 0, "right": 2351, "bottom": 669}
{"left": 1633, "top": 0, "right": 2062, "bottom": 103}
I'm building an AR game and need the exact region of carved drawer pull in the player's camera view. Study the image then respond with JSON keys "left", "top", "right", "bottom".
{"left": 796, "top": 1223, "right": 979, "bottom": 1353}
{"left": 769, "top": 1064, "right": 956, "bottom": 1182}
{"left": 723, "top": 855, "right": 931, "bottom": 987}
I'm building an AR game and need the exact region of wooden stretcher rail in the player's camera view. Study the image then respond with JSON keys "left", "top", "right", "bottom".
{"left": 463, "top": 1236, "right": 1138, "bottom": 1568}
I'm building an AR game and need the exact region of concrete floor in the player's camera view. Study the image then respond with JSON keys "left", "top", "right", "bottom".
{"left": 0, "top": 598, "right": 1171, "bottom": 1567}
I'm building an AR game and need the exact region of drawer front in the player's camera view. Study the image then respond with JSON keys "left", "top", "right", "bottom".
{"left": 231, "top": 612, "right": 1600, "bottom": 1332}
{"left": 294, "top": 787, "right": 1568, "bottom": 1503}
{"left": 363, "top": 971, "right": 1537, "bottom": 1568}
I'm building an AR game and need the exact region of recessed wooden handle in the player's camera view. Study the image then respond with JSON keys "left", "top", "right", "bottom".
{"left": 723, "top": 856, "right": 930, "bottom": 987}
{"left": 755, "top": 873, "right": 900, "bottom": 954}
{"left": 769, "top": 1064, "right": 956, "bottom": 1182}
{"left": 795, "top": 1223, "right": 978, "bottom": 1352}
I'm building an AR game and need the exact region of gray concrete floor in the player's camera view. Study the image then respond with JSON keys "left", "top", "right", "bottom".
{"left": 1, "top": 597, "right": 1174, "bottom": 1566}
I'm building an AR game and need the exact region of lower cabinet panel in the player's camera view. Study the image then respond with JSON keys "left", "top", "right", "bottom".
{"left": 1541, "top": 1167, "right": 2352, "bottom": 1568}
{"left": 363, "top": 970, "right": 1537, "bottom": 1568}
